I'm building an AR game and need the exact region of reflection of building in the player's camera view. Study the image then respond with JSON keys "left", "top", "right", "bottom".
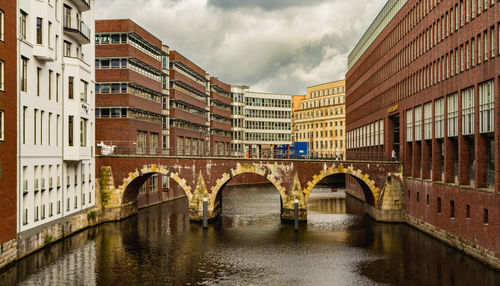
{"left": 293, "top": 80, "right": 346, "bottom": 158}
{"left": 0, "top": 0, "right": 17, "bottom": 268}
{"left": 231, "top": 86, "right": 293, "bottom": 158}
{"left": 18, "top": 0, "right": 95, "bottom": 234}
{"left": 346, "top": 0, "right": 498, "bottom": 266}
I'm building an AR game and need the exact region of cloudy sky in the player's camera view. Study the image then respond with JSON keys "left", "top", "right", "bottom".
{"left": 96, "top": 0, "right": 387, "bottom": 95}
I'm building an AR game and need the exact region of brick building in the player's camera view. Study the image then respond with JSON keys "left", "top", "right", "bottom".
{"left": 0, "top": 0, "right": 18, "bottom": 267}
{"left": 209, "top": 77, "right": 232, "bottom": 156}
{"left": 346, "top": 0, "right": 499, "bottom": 266}
{"left": 95, "top": 19, "right": 168, "bottom": 207}
{"left": 169, "top": 50, "right": 210, "bottom": 156}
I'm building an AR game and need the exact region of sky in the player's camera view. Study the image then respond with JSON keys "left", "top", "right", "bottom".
{"left": 95, "top": 0, "right": 387, "bottom": 95}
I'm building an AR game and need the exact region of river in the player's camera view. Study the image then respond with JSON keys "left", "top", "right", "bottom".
{"left": 1, "top": 184, "right": 499, "bottom": 285}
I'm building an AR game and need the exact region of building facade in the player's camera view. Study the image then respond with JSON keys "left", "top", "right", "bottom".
{"left": 346, "top": 0, "right": 499, "bottom": 267}
{"left": 94, "top": 19, "right": 169, "bottom": 206}
{"left": 209, "top": 77, "right": 232, "bottom": 156}
{"left": 169, "top": 50, "right": 209, "bottom": 156}
{"left": 231, "top": 86, "right": 293, "bottom": 158}
{"left": 291, "top": 95, "right": 305, "bottom": 142}
{"left": 293, "top": 80, "right": 346, "bottom": 159}
{"left": 17, "top": 0, "right": 95, "bottom": 243}
{"left": 0, "top": 0, "right": 18, "bottom": 268}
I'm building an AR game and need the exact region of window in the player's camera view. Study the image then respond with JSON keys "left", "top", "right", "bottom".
{"left": 450, "top": 200, "right": 455, "bottom": 218}
{"left": 483, "top": 208, "right": 488, "bottom": 224}
{"left": 80, "top": 118, "right": 87, "bottom": 147}
{"left": 437, "top": 197, "right": 442, "bottom": 214}
{"left": 20, "top": 11, "right": 27, "bottom": 40}
{"left": 21, "top": 57, "right": 28, "bottom": 92}
{"left": 68, "top": 76, "right": 74, "bottom": 99}
{"left": 426, "top": 194, "right": 430, "bottom": 205}
{"left": 435, "top": 98, "right": 444, "bottom": 138}
{"left": 424, "top": 102, "right": 432, "bottom": 140}
{"left": 68, "top": 116, "right": 73, "bottom": 146}
{"left": 0, "top": 10, "right": 4, "bottom": 41}
{"left": 447, "top": 93, "right": 458, "bottom": 136}
{"left": 479, "top": 80, "right": 494, "bottom": 133}
{"left": 64, "top": 41, "right": 71, "bottom": 57}
{"left": 36, "top": 18, "right": 43, "bottom": 44}
{"left": 0, "top": 60, "right": 3, "bottom": 91}
{"left": 0, "top": 110, "right": 3, "bottom": 141}
{"left": 414, "top": 106, "right": 422, "bottom": 141}
{"left": 466, "top": 204, "right": 470, "bottom": 218}
{"left": 80, "top": 80, "right": 88, "bottom": 102}
{"left": 406, "top": 109, "right": 413, "bottom": 142}
{"left": 37, "top": 68, "right": 41, "bottom": 96}
{"left": 462, "top": 87, "right": 475, "bottom": 135}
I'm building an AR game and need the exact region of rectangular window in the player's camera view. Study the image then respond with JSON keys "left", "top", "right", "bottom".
{"left": 20, "top": 11, "right": 27, "bottom": 39}
{"left": 462, "top": 87, "right": 475, "bottom": 135}
{"left": 479, "top": 80, "right": 494, "bottom": 133}
{"left": 21, "top": 57, "right": 28, "bottom": 92}
{"left": 0, "top": 10, "right": 4, "bottom": 41}
{"left": 466, "top": 204, "right": 470, "bottom": 218}
{"left": 447, "top": 93, "right": 459, "bottom": 136}
{"left": 48, "top": 70, "right": 52, "bottom": 100}
{"left": 68, "top": 115, "right": 73, "bottom": 146}
{"left": 36, "top": 17, "right": 43, "bottom": 44}
{"left": 435, "top": 98, "right": 444, "bottom": 138}
{"left": 56, "top": 73, "right": 60, "bottom": 102}
{"left": 414, "top": 106, "right": 422, "bottom": 141}
{"left": 68, "top": 76, "right": 74, "bottom": 99}
{"left": 437, "top": 197, "right": 442, "bottom": 214}
{"left": 64, "top": 41, "right": 71, "bottom": 57}
{"left": 424, "top": 102, "right": 432, "bottom": 140}
{"left": 483, "top": 208, "right": 488, "bottom": 224}
{"left": 450, "top": 201, "right": 455, "bottom": 218}
{"left": 0, "top": 110, "right": 3, "bottom": 141}
{"left": 48, "top": 21, "right": 52, "bottom": 48}
{"left": 80, "top": 80, "right": 88, "bottom": 102}
{"left": 37, "top": 68, "right": 41, "bottom": 96}
{"left": 80, "top": 118, "right": 87, "bottom": 147}
{"left": 0, "top": 60, "right": 4, "bottom": 91}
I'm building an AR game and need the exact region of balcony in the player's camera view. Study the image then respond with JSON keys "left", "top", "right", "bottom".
{"left": 33, "top": 45, "right": 55, "bottom": 62}
{"left": 63, "top": 17, "right": 90, "bottom": 44}
{"left": 72, "top": 0, "right": 91, "bottom": 12}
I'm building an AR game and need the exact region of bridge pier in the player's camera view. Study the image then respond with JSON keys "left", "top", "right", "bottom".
{"left": 281, "top": 172, "right": 307, "bottom": 222}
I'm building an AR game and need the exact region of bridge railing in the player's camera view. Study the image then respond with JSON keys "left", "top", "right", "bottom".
{"left": 96, "top": 141, "right": 395, "bottom": 161}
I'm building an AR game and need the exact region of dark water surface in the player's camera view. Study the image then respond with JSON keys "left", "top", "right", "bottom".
{"left": 1, "top": 185, "right": 499, "bottom": 286}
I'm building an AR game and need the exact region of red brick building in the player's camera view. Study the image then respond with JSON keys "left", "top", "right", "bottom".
{"left": 209, "top": 77, "right": 232, "bottom": 156}
{"left": 346, "top": 0, "right": 499, "bottom": 266}
{"left": 169, "top": 51, "right": 210, "bottom": 156}
{"left": 95, "top": 19, "right": 167, "bottom": 207}
{"left": 0, "top": 0, "right": 18, "bottom": 262}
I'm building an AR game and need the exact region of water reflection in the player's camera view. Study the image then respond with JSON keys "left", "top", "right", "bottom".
{"left": 1, "top": 184, "right": 499, "bottom": 286}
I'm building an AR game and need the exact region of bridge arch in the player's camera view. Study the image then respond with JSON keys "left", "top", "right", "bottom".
{"left": 118, "top": 164, "right": 192, "bottom": 205}
{"left": 304, "top": 165, "right": 380, "bottom": 206}
{"left": 210, "top": 163, "right": 288, "bottom": 204}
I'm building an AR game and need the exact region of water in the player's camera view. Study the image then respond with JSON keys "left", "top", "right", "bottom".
{"left": 1, "top": 185, "right": 499, "bottom": 285}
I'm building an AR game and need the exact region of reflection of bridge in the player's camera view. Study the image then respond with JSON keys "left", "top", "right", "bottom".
{"left": 96, "top": 156, "right": 404, "bottom": 222}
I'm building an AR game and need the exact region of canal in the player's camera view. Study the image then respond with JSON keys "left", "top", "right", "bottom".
{"left": 1, "top": 184, "right": 499, "bottom": 285}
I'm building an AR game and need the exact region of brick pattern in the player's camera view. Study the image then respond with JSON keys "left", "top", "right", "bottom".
{"left": 0, "top": 0, "right": 17, "bottom": 246}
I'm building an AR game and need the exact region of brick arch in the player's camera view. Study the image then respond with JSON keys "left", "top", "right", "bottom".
{"left": 209, "top": 163, "right": 288, "bottom": 203}
{"left": 118, "top": 164, "right": 193, "bottom": 204}
{"left": 304, "top": 165, "right": 380, "bottom": 206}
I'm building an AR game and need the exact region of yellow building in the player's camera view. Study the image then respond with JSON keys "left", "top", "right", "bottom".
{"left": 291, "top": 95, "right": 305, "bottom": 142}
{"left": 293, "top": 80, "right": 346, "bottom": 159}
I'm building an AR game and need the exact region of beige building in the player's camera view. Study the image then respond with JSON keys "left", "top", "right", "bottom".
{"left": 293, "top": 80, "right": 346, "bottom": 159}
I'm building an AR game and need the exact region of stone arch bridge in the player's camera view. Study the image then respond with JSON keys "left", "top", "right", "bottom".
{"left": 96, "top": 156, "right": 404, "bottom": 222}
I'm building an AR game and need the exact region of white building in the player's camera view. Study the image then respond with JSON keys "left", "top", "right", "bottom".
{"left": 17, "top": 0, "right": 95, "bottom": 234}
{"left": 231, "top": 86, "right": 293, "bottom": 158}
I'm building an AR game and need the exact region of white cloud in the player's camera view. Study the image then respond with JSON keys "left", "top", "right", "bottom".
{"left": 96, "top": 0, "right": 387, "bottom": 94}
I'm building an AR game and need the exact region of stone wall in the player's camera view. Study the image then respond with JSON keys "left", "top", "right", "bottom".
{"left": 0, "top": 239, "right": 17, "bottom": 269}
